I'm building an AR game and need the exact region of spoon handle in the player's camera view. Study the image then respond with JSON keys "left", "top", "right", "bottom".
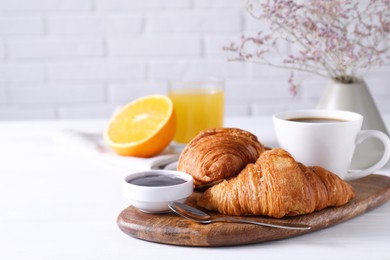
{"left": 214, "top": 217, "right": 311, "bottom": 230}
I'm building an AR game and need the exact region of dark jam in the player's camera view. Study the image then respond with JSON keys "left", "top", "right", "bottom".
{"left": 129, "top": 174, "right": 186, "bottom": 187}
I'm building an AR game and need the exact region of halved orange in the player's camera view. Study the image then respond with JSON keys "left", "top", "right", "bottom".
{"left": 103, "top": 95, "right": 176, "bottom": 157}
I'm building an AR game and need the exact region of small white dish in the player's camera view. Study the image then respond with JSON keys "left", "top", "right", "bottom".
{"left": 122, "top": 170, "right": 193, "bottom": 213}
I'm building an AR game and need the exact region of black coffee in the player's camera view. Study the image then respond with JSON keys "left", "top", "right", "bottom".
{"left": 288, "top": 117, "right": 347, "bottom": 123}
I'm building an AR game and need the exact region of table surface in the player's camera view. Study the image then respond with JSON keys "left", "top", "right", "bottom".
{"left": 1, "top": 116, "right": 390, "bottom": 260}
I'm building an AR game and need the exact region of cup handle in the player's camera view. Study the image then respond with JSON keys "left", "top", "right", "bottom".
{"left": 347, "top": 130, "right": 390, "bottom": 180}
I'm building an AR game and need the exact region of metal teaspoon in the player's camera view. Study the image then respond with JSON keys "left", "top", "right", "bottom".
{"left": 168, "top": 201, "right": 311, "bottom": 231}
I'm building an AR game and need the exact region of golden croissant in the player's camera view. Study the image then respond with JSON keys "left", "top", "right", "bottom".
{"left": 177, "top": 128, "right": 266, "bottom": 189}
{"left": 197, "top": 148, "right": 355, "bottom": 218}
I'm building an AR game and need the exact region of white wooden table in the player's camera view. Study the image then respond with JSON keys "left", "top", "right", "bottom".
{"left": 1, "top": 116, "right": 389, "bottom": 260}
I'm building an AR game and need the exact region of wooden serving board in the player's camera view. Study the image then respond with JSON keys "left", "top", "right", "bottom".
{"left": 117, "top": 174, "right": 390, "bottom": 247}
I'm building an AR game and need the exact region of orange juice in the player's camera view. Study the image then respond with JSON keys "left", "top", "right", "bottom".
{"left": 168, "top": 87, "right": 224, "bottom": 144}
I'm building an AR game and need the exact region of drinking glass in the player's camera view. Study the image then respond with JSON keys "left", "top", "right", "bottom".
{"left": 168, "top": 78, "right": 224, "bottom": 145}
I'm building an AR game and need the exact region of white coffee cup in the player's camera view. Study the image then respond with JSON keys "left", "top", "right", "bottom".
{"left": 273, "top": 109, "right": 390, "bottom": 180}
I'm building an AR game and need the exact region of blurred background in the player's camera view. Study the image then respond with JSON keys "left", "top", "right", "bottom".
{"left": 0, "top": 0, "right": 389, "bottom": 121}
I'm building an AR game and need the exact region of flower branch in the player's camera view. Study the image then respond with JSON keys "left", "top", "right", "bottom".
{"left": 225, "top": 0, "right": 390, "bottom": 93}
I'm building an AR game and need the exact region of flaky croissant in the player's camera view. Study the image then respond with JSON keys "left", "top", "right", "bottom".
{"left": 177, "top": 128, "right": 266, "bottom": 189}
{"left": 197, "top": 148, "right": 355, "bottom": 218}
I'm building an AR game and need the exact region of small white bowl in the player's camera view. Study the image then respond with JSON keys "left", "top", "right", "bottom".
{"left": 122, "top": 170, "right": 193, "bottom": 213}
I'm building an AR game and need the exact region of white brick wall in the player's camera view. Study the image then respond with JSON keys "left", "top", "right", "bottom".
{"left": 108, "top": 36, "right": 202, "bottom": 57}
{"left": 0, "top": 0, "right": 389, "bottom": 120}
{"left": 0, "top": 15, "right": 44, "bottom": 35}
{"left": 8, "top": 37, "right": 104, "bottom": 59}
{"left": 47, "top": 14, "right": 144, "bottom": 35}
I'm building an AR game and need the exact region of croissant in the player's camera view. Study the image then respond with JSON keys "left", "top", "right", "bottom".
{"left": 197, "top": 148, "right": 355, "bottom": 218}
{"left": 177, "top": 128, "right": 266, "bottom": 189}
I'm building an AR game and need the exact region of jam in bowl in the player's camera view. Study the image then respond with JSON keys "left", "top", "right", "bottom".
{"left": 122, "top": 170, "right": 193, "bottom": 213}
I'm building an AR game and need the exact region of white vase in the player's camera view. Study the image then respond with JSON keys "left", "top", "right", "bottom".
{"left": 317, "top": 78, "right": 389, "bottom": 169}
